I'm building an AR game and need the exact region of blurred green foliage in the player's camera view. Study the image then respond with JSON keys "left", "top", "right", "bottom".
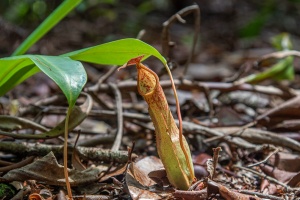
{"left": 0, "top": 0, "right": 170, "bottom": 38}
{"left": 239, "top": 0, "right": 300, "bottom": 38}
{"left": 1, "top": 0, "right": 53, "bottom": 25}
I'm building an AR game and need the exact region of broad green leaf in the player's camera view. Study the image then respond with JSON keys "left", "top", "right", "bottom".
{"left": 0, "top": 55, "right": 87, "bottom": 107}
{"left": 12, "top": 0, "right": 82, "bottom": 56}
{"left": 62, "top": 38, "right": 166, "bottom": 65}
{"left": 0, "top": 58, "right": 39, "bottom": 96}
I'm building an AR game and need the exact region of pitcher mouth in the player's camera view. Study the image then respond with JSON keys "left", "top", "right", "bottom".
{"left": 136, "top": 63, "right": 159, "bottom": 97}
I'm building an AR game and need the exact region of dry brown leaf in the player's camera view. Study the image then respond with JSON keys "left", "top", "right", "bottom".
{"left": 268, "top": 152, "right": 300, "bottom": 172}
{"left": 287, "top": 172, "right": 300, "bottom": 187}
{"left": 207, "top": 180, "right": 261, "bottom": 200}
{"left": 260, "top": 164, "right": 297, "bottom": 183}
{"left": 3, "top": 152, "right": 101, "bottom": 186}
{"left": 125, "top": 156, "right": 173, "bottom": 199}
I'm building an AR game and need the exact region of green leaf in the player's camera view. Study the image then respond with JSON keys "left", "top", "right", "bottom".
{"left": 62, "top": 38, "right": 167, "bottom": 65}
{"left": 271, "top": 33, "right": 292, "bottom": 51}
{"left": 240, "top": 33, "right": 295, "bottom": 84}
{"left": 12, "top": 0, "right": 82, "bottom": 56}
{"left": 0, "top": 55, "right": 87, "bottom": 107}
{"left": 244, "top": 56, "right": 294, "bottom": 84}
{"left": 0, "top": 57, "right": 40, "bottom": 96}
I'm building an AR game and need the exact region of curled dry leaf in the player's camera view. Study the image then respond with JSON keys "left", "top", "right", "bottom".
{"left": 125, "top": 156, "right": 173, "bottom": 199}
{"left": 120, "top": 56, "right": 195, "bottom": 190}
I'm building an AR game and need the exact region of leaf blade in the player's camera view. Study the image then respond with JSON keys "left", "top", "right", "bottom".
{"left": 0, "top": 55, "right": 87, "bottom": 107}
{"left": 62, "top": 38, "right": 166, "bottom": 65}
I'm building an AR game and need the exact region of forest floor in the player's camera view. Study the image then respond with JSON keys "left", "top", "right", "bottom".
{"left": 0, "top": 1, "right": 300, "bottom": 199}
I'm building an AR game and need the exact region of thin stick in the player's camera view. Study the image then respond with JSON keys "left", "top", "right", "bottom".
{"left": 212, "top": 147, "right": 222, "bottom": 180}
{"left": 247, "top": 148, "right": 279, "bottom": 167}
{"left": 204, "top": 121, "right": 256, "bottom": 143}
{"left": 233, "top": 165, "right": 295, "bottom": 192}
{"left": 182, "top": 5, "right": 200, "bottom": 77}
{"left": 87, "top": 79, "right": 290, "bottom": 98}
{"left": 0, "top": 141, "right": 134, "bottom": 163}
{"left": 165, "top": 63, "right": 195, "bottom": 180}
{"left": 238, "top": 190, "right": 284, "bottom": 200}
{"left": 0, "top": 156, "right": 35, "bottom": 172}
{"left": 162, "top": 4, "right": 200, "bottom": 67}
{"left": 86, "top": 66, "right": 118, "bottom": 92}
{"left": 64, "top": 107, "right": 72, "bottom": 199}
{"left": 109, "top": 83, "right": 124, "bottom": 151}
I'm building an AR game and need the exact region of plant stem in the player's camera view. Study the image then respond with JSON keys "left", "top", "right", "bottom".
{"left": 64, "top": 107, "right": 72, "bottom": 199}
{"left": 164, "top": 64, "right": 195, "bottom": 180}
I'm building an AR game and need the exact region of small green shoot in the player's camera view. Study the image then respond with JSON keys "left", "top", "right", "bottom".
{"left": 238, "top": 33, "right": 294, "bottom": 84}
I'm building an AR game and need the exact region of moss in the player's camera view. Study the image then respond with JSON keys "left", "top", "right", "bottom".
{"left": 0, "top": 183, "right": 17, "bottom": 200}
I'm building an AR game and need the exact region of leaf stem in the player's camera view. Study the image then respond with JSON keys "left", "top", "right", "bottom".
{"left": 164, "top": 64, "right": 195, "bottom": 180}
{"left": 64, "top": 107, "right": 72, "bottom": 199}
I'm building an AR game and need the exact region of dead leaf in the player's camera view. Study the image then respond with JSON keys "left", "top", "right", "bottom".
{"left": 268, "top": 152, "right": 300, "bottom": 172}
{"left": 125, "top": 156, "right": 173, "bottom": 199}
{"left": 287, "top": 172, "right": 300, "bottom": 187}
{"left": 207, "top": 180, "right": 261, "bottom": 200}
{"left": 260, "top": 164, "right": 297, "bottom": 183}
{"left": 257, "top": 95, "right": 300, "bottom": 127}
{"left": 3, "top": 152, "right": 101, "bottom": 186}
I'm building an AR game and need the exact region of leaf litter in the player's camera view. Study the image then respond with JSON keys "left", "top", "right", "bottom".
{"left": 1, "top": 3, "right": 300, "bottom": 200}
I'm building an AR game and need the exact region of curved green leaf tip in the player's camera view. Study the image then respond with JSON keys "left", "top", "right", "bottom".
{"left": 62, "top": 38, "right": 167, "bottom": 66}
{"left": 29, "top": 55, "right": 87, "bottom": 107}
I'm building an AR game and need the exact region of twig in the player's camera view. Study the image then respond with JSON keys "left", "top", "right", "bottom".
{"left": 89, "top": 92, "right": 112, "bottom": 110}
{"left": 233, "top": 165, "right": 295, "bottom": 192}
{"left": 0, "top": 156, "right": 35, "bottom": 172}
{"left": 238, "top": 190, "right": 284, "bottom": 200}
{"left": 109, "top": 83, "right": 124, "bottom": 151}
{"left": 11, "top": 185, "right": 31, "bottom": 200}
{"left": 88, "top": 79, "right": 289, "bottom": 98}
{"left": 86, "top": 66, "right": 118, "bottom": 92}
{"left": 204, "top": 121, "right": 256, "bottom": 143}
{"left": 182, "top": 121, "right": 260, "bottom": 149}
{"left": 257, "top": 50, "right": 300, "bottom": 64}
{"left": 77, "top": 134, "right": 115, "bottom": 147}
{"left": 0, "top": 142, "right": 135, "bottom": 163}
{"left": 173, "top": 189, "right": 207, "bottom": 200}
{"left": 212, "top": 147, "right": 222, "bottom": 180}
{"left": 0, "top": 160, "right": 13, "bottom": 166}
{"left": 32, "top": 108, "right": 151, "bottom": 122}
{"left": 162, "top": 4, "right": 201, "bottom": 77}
{"left": 214, "top": 127, "right": 300, "bottom": 152}
{"left": 247, "top": 148, "right": 279, "bottom": 167}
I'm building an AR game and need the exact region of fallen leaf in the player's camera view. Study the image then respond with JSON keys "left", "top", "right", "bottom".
{"left": 268, "top": 152, "right": 300, "bottom": 172}
{"left": 3, "top": 152, "right": 101, "bottom": 186}
{"left": 260, "top": 164, "right": 297, "bottom": 183}
{"left": 125, "top": 156, "right": 173, "bottom": 199}
{"left": 207, "top": 180, "right": 261, "bottom": 200}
